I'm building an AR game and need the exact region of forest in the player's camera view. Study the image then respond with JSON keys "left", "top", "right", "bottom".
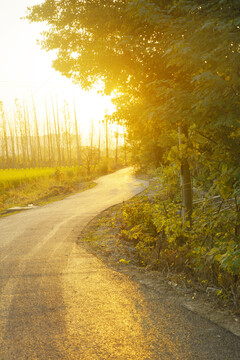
{"left": 4, "top": 0, "right": 239, "bottom": 309}
{"left": 0, "top": 99, "right": 126, "bottom": 170}
{"left": 0, "top": 98, "right": 127, "bottom": 213}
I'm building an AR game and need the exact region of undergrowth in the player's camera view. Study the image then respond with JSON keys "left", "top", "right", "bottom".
{"left": 117, "top": 169, "right": 240, "bottom": 311}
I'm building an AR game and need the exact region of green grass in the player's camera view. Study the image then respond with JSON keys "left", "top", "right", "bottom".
{"left": 0, "top": 166, "right": 95, "bottom": 214}
{"left": 0, "top": 166, "right": 88, "bottom": 190}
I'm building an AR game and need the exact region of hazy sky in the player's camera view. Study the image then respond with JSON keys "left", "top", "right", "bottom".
{"left": 0, "top": 1, "right": 56, "bottom": 93}
{"left": 0, "top": 0, "right": 115, "bottom": 135}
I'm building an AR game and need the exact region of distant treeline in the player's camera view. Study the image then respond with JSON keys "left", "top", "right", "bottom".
{"left": 0, "top": 99, "right": 128, "bottom": 171}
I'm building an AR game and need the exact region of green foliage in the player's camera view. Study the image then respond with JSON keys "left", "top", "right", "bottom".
{"left": 120, "top": 196, "right": 158, "bottom": 265}
{"left": 27, "top": 0, "right": 240, "bottom": 307}
{"left": 120, "top": 169, "right": 240, "bottom": 308}
{"left": 27, "top": 0, "right": 240, "bottom": 199}
{"left": 97, "top": 161, "right": 110, "bottom": 175}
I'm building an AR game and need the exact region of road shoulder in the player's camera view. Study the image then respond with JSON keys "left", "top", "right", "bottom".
{"left": 77, "top": 202, "right": 240, "bottom": 338}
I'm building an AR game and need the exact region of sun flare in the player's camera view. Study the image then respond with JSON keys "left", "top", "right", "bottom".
{"left": 0, "top": 0, "right": 116, "bottom": 140}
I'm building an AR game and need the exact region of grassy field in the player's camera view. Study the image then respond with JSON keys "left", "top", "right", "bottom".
{"left": 0, "top": 166, "right": 96, "bottom": 214}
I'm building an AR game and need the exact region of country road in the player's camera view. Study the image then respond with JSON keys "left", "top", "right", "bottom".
{"left": 0, "top": 168, "right": 239, "bottom": 359}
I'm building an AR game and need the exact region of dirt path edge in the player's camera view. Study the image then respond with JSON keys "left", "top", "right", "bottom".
{"left": 77, "top": 202, "right": 240, "bottom": 338}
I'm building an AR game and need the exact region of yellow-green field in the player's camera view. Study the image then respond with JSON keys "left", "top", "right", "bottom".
{"left": 0, "top": 166, "right": 84, "bottom": 189}
{"left": 0, "top": 166, "right": 95, "bottom": 214}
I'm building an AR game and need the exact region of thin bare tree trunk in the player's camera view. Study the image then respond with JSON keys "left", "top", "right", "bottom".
{"left": 45, "top": 103, "right": 53, "bottom": 166}
{"left": 115, "top": 130, "right": 119, "bottom": 165}
{"left": 73, "top": 99, "right": 81, "bottom": 165}
{"left": 15, "top": 99, "right": 26, "bottom": 167}
{"left": 43, "top": 120, "right": 47, "bottom": 167}
{"left": 8, "top": 122, "right": 16, "bottom": 168}
{"left": 61, "top": 121, "right": 66, "bottom": 166}
{"left": 0, "top": 102, "right": 9, "bottom": 169}
{"left": 52, "top": 98, "right": 61, "bottom": 166}
{"left": 26, "top": 105, "right": 34, "bottom": 167}
{"left": 105, "top": 115, "right": 109, "bottom": 166}
{"left": 0, "top": 129, "right": 4, "bottom": 169}
{"left": 56, "top": 100, "right": 63, "bottom": 166}
{"left": 23, "top": 104, "right": 30, "bottom": 166}
{"left": 69, "top": 133, "right": 72, "bottom": 166}
{"left": 32, "top": 98, "right": 42, "bottom": 166}
{"left": 98, "top": 121, "right": 101, "bottom": 163}
{"left": 124, "top": 132, "right": 127, "bottom": 166}
{"left": 90, "top": 119, "right": 94, "bottom": 170}
{"left": 15, "top": 124, "right": 20, "bottom": 167}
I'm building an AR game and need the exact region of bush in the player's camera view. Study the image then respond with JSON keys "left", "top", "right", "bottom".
{"left": 119, "top": 170, "right": 240, "bottom": 310}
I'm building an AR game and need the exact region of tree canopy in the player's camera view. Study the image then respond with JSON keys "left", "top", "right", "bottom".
{"left": 27, "top": 0, "right": 240, "bottom": 196}
{"left": 26, "top": 0, "right": 240, "bottom": 309}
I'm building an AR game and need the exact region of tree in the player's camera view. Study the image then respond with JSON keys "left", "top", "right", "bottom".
{"left": 15, "top": 99, "right": 27, "bottom": 167}
{"left": 0, "top": 101, "right": 9, "bottom": 169}
{"left": 104, "top": 112, "right": 109, "bottom": 167}
{"left": 114, "top": 129, "right": 119, "bottom": 165}
{"left": 32, "top": 98, "right": 42, "bottom": 166}
{"left": 62, "top": 100, "right": 73, "bottom": 165}
{"left": 45, "top": 102, "right": 54, "bottom": 166}
{"left": 27, "top": 0, "right": 240, "bottom": 211}
{"left": 52, "top": 98, "right": 62, "bottom": 166}
{"left": 73, "top": 98, "right": 81, "bottom": 165}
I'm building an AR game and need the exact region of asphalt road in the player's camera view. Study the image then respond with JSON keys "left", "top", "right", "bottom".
{"left": 0, "top": 168, "right": 239, "bottom": 359}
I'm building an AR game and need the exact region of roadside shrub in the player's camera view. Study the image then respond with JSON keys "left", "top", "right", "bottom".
{"left": 119, "top": 169, "right": 240, "bottom": 310}
{"left": 97, "top": 161, "right": 110, "bottom": 175}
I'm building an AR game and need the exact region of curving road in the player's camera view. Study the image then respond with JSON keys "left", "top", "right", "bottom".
{"left": 0, "top": 168, "right": 239, "bottom": 359}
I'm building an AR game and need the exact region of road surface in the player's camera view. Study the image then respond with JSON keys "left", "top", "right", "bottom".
{"left": 0, "top": 168, "right": 239, "bottom": 359}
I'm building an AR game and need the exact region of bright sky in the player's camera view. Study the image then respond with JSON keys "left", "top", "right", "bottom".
{"left": 0, "top": 0, "right": 115, "bottom": 138}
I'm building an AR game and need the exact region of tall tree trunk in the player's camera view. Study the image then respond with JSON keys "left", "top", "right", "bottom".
{"left": 0, "top": 103, "right": 3, "bottom": 168}
{"left": 90, "top": 119, "right": 94, "bottom": 170}
{"left": 63, "top": 121, "right": 69, "bottom": 166}
{"left": 124, "top": 131, "right": 127, "bottom": 166}
{"left": 3, "top": 118, "right": 10, "bottom": 169}
{"left": 0, "top": 102, "right": 10, "bottom": 169}
{"left": 105, "top": 115, "right": 109, "bottom": 166}
{"left": 15, "top": 99, "right": 27, "bottom": 167}
{"left": 26, "top": 105, "right": 34, "bottom": 167}
{"left": 8, "top": 122, "right": 16, "bottom": 168}
{"left": 98, "top": 122, "right": 101, "bottom": 163}
{"left": 45, "top": 103, "right": 53, "bottom": 166}
{"left": 179, "top": 125, "right": 193, "bottom": 226}
{"left": 43, "top": 121, "right": 47, "bottom": 167}
{"left": 15, "top": 124, "right": 20, "bottom": 167}
{"left": 56, "top": 101, "right": 63, "bottom": 166}
{"left": 19, "top": 121, "right": 26, "bottom": 168}
{"left": 69, "top": 133, "right": 72, "bottom": 166}
{"left": 115, "top": 130, "right": 119, "bottom": 165}
{"left": 23, "top": 104, "right": 30, "bottom": 166}
{"left": 73, "top": 99, "right": 81, "bottom": 165}
{"left": 52, "top": 98, "right": 61, "bottom": 166}
{"left": 32, "top": 98, "right": 42, "bottom": 166}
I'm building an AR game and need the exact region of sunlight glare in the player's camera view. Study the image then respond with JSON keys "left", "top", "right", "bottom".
{"left": 0, "top": 0, "right": 116, "bottom": 141}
